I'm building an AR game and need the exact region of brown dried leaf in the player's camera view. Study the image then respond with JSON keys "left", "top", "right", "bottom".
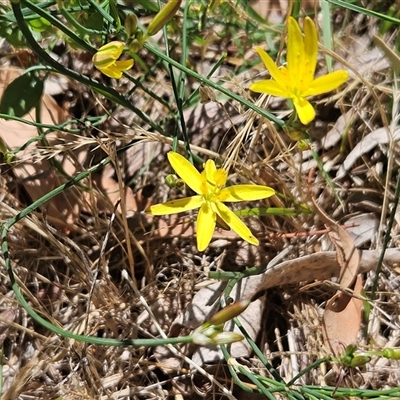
{"left": 312, "top": 196, "right": 360, "bottom": 289}
{"left": 0, "top": 68, "right": 81, "bottom": 227}
{"left": 251, "top": 249, "right": 399, "bottom": 296}
{"left": 310, "top": 176, "right": 362, "bottom": 355}
{"left": 323, "top": 275, "right": 364, "bottom": 355}
{"left": 0, "top": 68, "right": 142, "bottom": 226}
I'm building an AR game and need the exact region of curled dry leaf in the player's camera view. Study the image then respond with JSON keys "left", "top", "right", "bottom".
{"left": 251, "top": 248, "right": 399, "bottom": 295}
{"left": 309, "top": 176, "right": 362, "bottom": 354}
{"left": 311, "top": 193, "right": 360, "bottom": 291}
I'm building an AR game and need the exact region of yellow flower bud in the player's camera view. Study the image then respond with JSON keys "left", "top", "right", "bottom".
{"left": 147, "top": 0, "right": 182, "bottom": 37}
{"left": 208, "top": 300, "right": 250, "bottom": 326}
{"left": 192, "top": 324, "right": 244, "bottom": 345}
{"left": 165, "top": 174, "right": 185, "bottom": 189}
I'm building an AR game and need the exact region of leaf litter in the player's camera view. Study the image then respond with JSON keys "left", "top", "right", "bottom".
{"left": 1, "top": 2, "right": 400, "bottom": 399}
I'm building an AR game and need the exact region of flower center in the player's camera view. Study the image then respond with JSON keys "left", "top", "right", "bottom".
{"left": 201, "top": 168, "right": 227, "bottom": 202}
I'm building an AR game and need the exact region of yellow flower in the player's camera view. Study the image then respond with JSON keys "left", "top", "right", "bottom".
{"left": 92, "top": 41, "right": 134, "bottom": 79}
{"left": 250, "top": 17, "right": 348, "bottom": 125}
{"left": 146, "top": 152, "right": 275, "bottom": 251}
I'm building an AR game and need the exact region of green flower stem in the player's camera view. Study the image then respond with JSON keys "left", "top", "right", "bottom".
{"left": 302, "top": 385, "right": 400, "bottom": 398}
{"left": 14, "top": 1, "right": 164, "bottom": 136}
{"left": 210, "top": 271, "right": 246, "bottom": 281}
{"left": 4, "top": 1, "right": 53, "bottom": 21}
{"left": 21, "top": 0, "right": 94, "bottom": 52}
{"left": 219, "top": 345, "right": 257, "bottom": 394}
{"left": 0, "top": 158, "right": 195, "bottom": 347}
{"left": 86, "top": 0, "right": 115, "bottom": 25}
{"left": 143, "top": 43, "right": 285, "bottom": 127}
{"left": 214, "top": 272, "right": 282, "bottom": 384}
{"left": 236, "top": 365, "right": 279, "bottom": 399}
{"left": 233, "top": 315, "right": 283, "bottom": 383}
{"left": 126, "top": 71, "right": 172, "bottom": 111}
{"left": 184, "top": 52, "right": 227, "bottom": 108}
{"left": 234, "top": 207, "right": 310, "bottom": 217}
{"left": 286, "top": 357, "right": 330, "bottom": 386}
{"left": 299, "top": 387, "right": 332, "bottom": 400}
{"left": 328, "top": 0, "right": 400, "bottom": 25}
{"left": 160, "top": 2, "right": 192, "bottom": 162}
{"left": 176, "top": 1, "right": 192, "bottom": 161}
{"left": 0, "top": 112, "right": 102, "bottom": 136}
{"left": 291, "top": 0, "right": 301, "bottom": 19}
{"left": 371, "top": 171, "right": 400, "bottom": 301}
{"left": 57, "top": 2, "right": 103, "bottom": 36}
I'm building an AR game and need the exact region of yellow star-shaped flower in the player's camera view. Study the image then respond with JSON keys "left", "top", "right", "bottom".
{"left": 92, "top": 41, "right": 134, "bottom": 79}
{"left": 146, "top": 152, "right": 275, "bottom": 251}
{"left": 250, "top": 17, "right": 348, "bottom": 125}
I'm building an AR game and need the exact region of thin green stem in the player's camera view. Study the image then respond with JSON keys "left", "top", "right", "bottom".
{"left": 236, "top": 365, "right": 278, "bottom": 399}
{"left": 143, "top": 43, "right": 285, "bottom": 127}
{"left": 159, "top": 0, "right": 192, "bottom": 161}
{"left": 286, "top": 357, "right": 330, "bottom": 386}
{"left": 184, "top": 52, "right": 227, "bottom": 107}
{"left": 58, "top": 4, "right": 103, "bottom": 36}
{"left": 87, "top": 0, "right": 115, "bottom": 24}
{"left": 0, "top": 112, "right": 102, "bottom": 136}
{"left": 209, "top": 266, "right": 262, "bottom": 281}
{"left": 21, "top": 0, "right": 94, "bottom": 52}
{"left": 233, "top": 316, "right": 284, "bottom": 382}
{"left": 0, "top": 157, "right": 195, "bottom": 347}
{"left": 328, "top": 0, "right": 400, "bottom": 25}
{"left": 370, "top": 171, "right": 400, "bottom": 300}
{"left": 219, "top": 345, "right": 257, "bottom": 393}
{"left": 15, "top": 1, "right": 164, "bottom": 136}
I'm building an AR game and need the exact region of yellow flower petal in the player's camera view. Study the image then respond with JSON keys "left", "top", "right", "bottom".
{"left": 92, "top": 52, "right": 116, "bottom": 69}
{"left": 167, "top": 152, "right": 203, "bottom": 194}
{"left": 220, "top": 185, "right": 275, "bottom": 202}
{"left": 146, "top": 196, "right": 203, "bottom": 215}
{"left": 249, "top": 80, "right": 289, "bottom": 97}
{"left": 215, "top": 202, "right": 259, "bottom": 246}
{"left": 250, "top": 16, "right": 348, "bottom": 126}
{"left": 303, "top": 70, "right": 349, "bottom": 97}
{"left": 92, "top": 41, "right": 133, "bottom": 79}
{"left": 287, "top": 17, "right": 304, "bottom": 85}
{"left": 204, "top": 159, "right": 217, "bottom": 180}
{"left": 292, "top": 96, "right": 316, "bottom": 125}
{"left": 97, "top": 41, "right": 124, "bottom": 59}
{"left": 197, "top": 202, "right": 216, "bottom": 251}
{"left": 115, "top": 59, "right": 134, "bottom": 71}
{"left": 302, "top": 17, "right": 318, "bottom": 92}
{"left": 100, "top": 65, "right": 125, "bottom": 79}
{"left": 214, "top": 168, "right": 227, "bottom": 187}
{"left": 253, "top": 47, "right": 287, "bottom": 88}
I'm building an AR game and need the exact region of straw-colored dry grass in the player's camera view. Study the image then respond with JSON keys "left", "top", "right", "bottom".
{"left": 1, "top": 2, "right": 400, "bottom": 399}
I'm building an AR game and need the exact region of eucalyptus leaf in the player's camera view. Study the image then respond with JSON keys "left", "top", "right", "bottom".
{"left": 0, "top": 71, "right": 44, "bottom": 117}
